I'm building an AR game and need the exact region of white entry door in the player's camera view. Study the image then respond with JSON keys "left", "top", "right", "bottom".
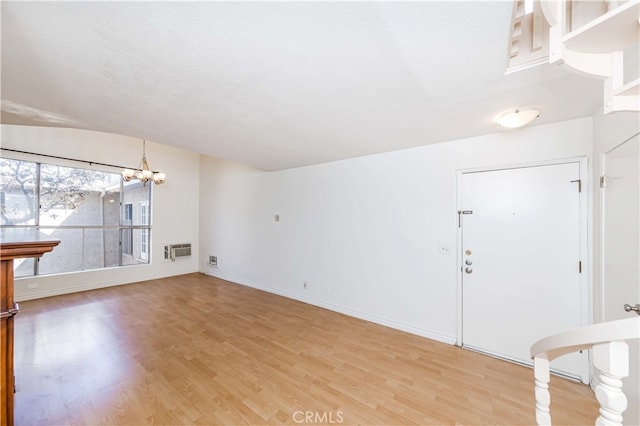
{"left": 459, "top": 161, "right": 587, "bottom": 380}
{"left": 602, "top": 134, "right": 639, "bottom": 425}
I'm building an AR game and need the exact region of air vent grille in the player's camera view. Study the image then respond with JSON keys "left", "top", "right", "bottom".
{"left": 164, "top": 243, "right": 192, "bottom": 261}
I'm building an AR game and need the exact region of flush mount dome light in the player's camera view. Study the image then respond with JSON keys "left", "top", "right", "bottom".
{"left": 496, "top": 107, "right": 540, "bottom": 129}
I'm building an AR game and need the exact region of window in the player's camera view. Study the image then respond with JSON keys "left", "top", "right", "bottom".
{"left": 139, "top": 202, "right": 149, "bottom": 261}
{"left": 124, "top": 203, "right": 133, "bottom": 221}
{"left": 122, "top": 203, "right": 133, "bottom": 256}
{"left": 0, "top": 158, "right": 152, "bottom": 276}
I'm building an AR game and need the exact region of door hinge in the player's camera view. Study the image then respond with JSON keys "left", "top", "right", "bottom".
{"left": 600, "top": 175, "right": 607, "bottom": 188}
{"left": 458, "top": 210, "right": 473, "bottom": 227}
{"left": 570, "top": 179, "right": 582, "bottom": 192}
{"left": 578, "top": 261, "right": 582, "bottom": 273}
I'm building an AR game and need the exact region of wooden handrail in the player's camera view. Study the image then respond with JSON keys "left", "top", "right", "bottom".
{"left": 530, "top": 317, "right": 640, "bottom": 425}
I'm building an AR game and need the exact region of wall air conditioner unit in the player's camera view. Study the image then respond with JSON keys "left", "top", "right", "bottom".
{"left": 164, "top": 243, "right": 192, "bottom": 261}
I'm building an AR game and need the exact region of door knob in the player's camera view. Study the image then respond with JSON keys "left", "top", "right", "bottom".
{"left": 624, "top": 304, "right": 640, "bottom": 315}
{"left": 465, "top": 259, "right": 473, "bottom": 265}
{"left": 465, "top": 267, "right": 473, "bottom": 274}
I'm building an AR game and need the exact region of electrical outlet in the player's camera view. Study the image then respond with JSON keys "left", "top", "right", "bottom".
{"left": 303, "top": 282, "right": 308, "bottom": 289}
{"left": 208, "top": 255, "right": 218, "bottom": 267}
{"left": 27, "top": 283, "right": 38, "bottom": 290}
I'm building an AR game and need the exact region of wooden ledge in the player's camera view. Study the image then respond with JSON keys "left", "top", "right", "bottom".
{"left": 0, "top": 228, "right": 60, "bottom": 260}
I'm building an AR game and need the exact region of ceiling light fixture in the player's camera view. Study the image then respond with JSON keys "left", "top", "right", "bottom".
{"left": 496, "top": 107, "right": 540, "bottom": 129}
{"left": 122, "top": 140, "right": 166, "bottom": 186}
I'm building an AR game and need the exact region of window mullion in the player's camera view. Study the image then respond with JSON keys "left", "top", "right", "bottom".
{"left": 119, "top": 178, "right": 123, "bottom": 266}
{"left": 34, "top": 162, "right": 41, "bottom": 276}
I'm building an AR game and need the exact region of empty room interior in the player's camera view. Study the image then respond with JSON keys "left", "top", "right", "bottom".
{"left": 1, "top": 1, "right": 639, "bottom": 425}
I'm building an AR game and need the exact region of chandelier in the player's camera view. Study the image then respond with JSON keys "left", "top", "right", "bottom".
{"left": 122, "top": 140, "right": 166, "bottom": 185}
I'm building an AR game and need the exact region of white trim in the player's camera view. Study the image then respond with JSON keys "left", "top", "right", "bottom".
{"left": 455, "top": 171, "right": 463, "bottom": 346}
{"left": 600, "top": 151, "right": 607, "bottom": 324}
{"left": 456, "top": 156, "right": 591, "bottom": 383}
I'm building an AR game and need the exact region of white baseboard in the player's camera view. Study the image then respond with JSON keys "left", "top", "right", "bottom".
{"left": 205, "top": 271, "right": 457, "bottom": 346}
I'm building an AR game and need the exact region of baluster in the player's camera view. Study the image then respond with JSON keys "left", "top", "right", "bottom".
{"left": 593, "top": 341, "right": 629, "bottom": 426}
{"left": 534, "top": 357, "right": 551, "bottom": 425}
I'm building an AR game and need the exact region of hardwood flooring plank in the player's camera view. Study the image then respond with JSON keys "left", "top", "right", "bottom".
{"left": 13, "top": 273, "right": 599, "bottom": 425}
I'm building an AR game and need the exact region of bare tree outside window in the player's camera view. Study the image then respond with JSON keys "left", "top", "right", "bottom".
{"left": 0, "top": 159, "right": 37, "bottom": 225}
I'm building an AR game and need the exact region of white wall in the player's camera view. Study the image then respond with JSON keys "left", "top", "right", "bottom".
{"left": 1, "top": 125, "right": 200, "bottom": 301}
{"left": 200, "top": 117, "right": 593, "bottom": 344}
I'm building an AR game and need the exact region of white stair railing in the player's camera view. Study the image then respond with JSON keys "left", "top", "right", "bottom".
{"left": 530, "top": 317, "right": 640, "bottom": 425}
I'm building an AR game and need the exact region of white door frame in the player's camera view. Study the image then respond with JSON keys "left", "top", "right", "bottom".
{"left": 599, "top": 132, "right": 640, "bottom": 425}
{"left": 599, "top": 132, "right": 640, "bottom": 322}
{"left": 455, "top": 156, "right": 591, "bottom": 382}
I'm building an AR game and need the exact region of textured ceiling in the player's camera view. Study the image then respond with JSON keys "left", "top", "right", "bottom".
{"left": 1, "top": 1, "right": 602, "bottom": 170}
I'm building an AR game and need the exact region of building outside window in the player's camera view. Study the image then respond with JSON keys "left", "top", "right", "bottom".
{"left": 123, "top": 203, "right": 133, "bottom": 256}
{"left": 0, "top": 157, "right": 152, "bottom": 276}
{"left": 139, "top": 202, "right": 149, "bottom": 261}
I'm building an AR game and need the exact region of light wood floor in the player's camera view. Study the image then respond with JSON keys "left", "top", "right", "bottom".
{"left": 13, "top": 273, "right": 597, "bottom": 425}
